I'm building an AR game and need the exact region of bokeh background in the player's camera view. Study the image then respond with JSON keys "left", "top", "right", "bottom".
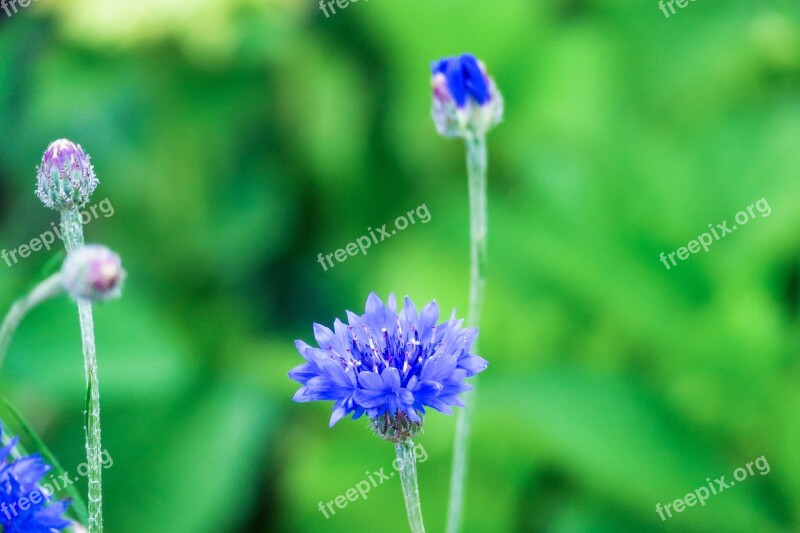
{"left": 1, "top": 0, "right": 799, "bottom": 531}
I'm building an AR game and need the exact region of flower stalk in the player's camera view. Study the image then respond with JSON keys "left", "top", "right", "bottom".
{"left": 0, "top": 273, "right": 64, "bottom": 372}
{"left": 396, "top": 439, "right": 426, "bottom": 533}
{"left": 446, "top": 132, "right": 488, "bottom": 533}
{"left": 429, "top": 53, "right": 501, "bottom": 533}
{"left": 60, "top": 207, "right": 104, "bottom": 532}
{"left": 465, "top": 132, "right": 488, "bottom": 329}
{"left": 36, "top": 138, "right": 107, "bottom": 532}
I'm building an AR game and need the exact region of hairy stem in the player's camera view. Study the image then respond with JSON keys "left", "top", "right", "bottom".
{"left": 446, "top": 132, "right": 487, "bottom": 533}
{"left": 0, "top": 273, "right": 64, "bottom": 373}
{"left": 61, "top": 208, "right": 103, "bottom": 532}
{"left": 396, "top": 439, "right": 426, "bottom": 533}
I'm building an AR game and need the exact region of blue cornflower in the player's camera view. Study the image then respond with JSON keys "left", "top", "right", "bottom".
{"left": 430, "top": 53, "right": 503, "bottom": 138}
{"left": 289, "top": 293, "right": 488, "bottom": 439}
{"left": 0, "top": 427, "right": 71, "bottom": 533}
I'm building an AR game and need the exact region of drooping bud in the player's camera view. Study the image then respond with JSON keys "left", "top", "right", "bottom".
{"left": 430, "top": 54, "right": 504, "bottom": 138}
{"left": 36, "top": 139, "right": 98, "bottom": 210}
{"left": 61, "top": 245, "right": 125, "bottom": 302}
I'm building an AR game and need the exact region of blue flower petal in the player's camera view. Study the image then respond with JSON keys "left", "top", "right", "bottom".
{"left": 0, "top": 426, "right": 70, "bottom": 531}
{"left": 289, "top": 294, "right": 488, "bottom": 426}
{"left": 430, "top": 53, "right": 493, "bottom": 108}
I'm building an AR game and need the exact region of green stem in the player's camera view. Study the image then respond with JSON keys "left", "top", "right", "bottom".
{"left": 395, "top": 439, "right": 426, "bottom": 533}
{"left": 0, "top": 273, "right": 64, "bottom": 373}
{"left": 465, "top": 133, "right": 488, "bottom": 330}
{"left": 446, "top": 132, "right": 488, "bottom": 533}
{"left": 61, "top": 208, "right": 103, "bottom": 532}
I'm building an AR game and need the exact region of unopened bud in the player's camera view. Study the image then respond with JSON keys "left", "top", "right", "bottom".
{"left": 430, "top": 54, "right": 503, "bottom": 138}
{"left": 36, "top": 139, "right": 98, "bottom": 210}
{"left": 61, "top": 245, "right": 125, "bottom": 302}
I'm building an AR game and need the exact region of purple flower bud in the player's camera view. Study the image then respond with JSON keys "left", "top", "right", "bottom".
{"left": 430, "top": 54, "right": 504, "bottom": 138}
{"left": 61, "top": 245, "right": 126, "bottom": 302}
{"left": 36, "top": 139, "right": 98, "bottom": 210}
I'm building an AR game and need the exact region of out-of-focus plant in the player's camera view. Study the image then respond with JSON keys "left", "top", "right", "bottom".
{"left": 430, "top": 53, "right": 503, "bottom": 533}
{"left": 0, "top": 140, "right": 125, "bottom": 533}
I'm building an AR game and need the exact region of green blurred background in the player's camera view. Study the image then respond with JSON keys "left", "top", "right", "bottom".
{"left": 1, "top": 0, "right": 799, "bottom": 531}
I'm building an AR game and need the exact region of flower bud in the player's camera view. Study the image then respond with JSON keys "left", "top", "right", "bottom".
{"left": 61, "top": 245, "right": 125, "bottom": 302}
{"left": 36, "top": 139, "right": 98, "bottom": 210}
{"left": 430, "top": 54, "right": 504, "bottom": 138}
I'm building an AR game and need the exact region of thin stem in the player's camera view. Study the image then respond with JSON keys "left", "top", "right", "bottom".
{"left": 0, "top": 273, "right": 64, "bottom": 373}
{"left": 395, "top": 439, "right": 426, "bottom": 533}
{"left": 446, "top": 132, "right": 488, "bottom": 533}
{"left": 61, "top": 208, "right": 103, "bottom": 532}
{"left": 465, "top": 133, "right": 488, "bottom": 330}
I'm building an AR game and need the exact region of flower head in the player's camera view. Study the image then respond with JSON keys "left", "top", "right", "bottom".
{"left": 0, "top": 426, "right": 72, "bottom": 532}
{"left": 36, "top": 139, "right": 98, "bottom": 210}
{"left": 430, "top": 53, "right": 503, "bottom": 138}
{"left": 61, "top": 245, "right": 126, "bottom": 302}
{"left": 289, "top": 293, "right": 488, "bottom": 440}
